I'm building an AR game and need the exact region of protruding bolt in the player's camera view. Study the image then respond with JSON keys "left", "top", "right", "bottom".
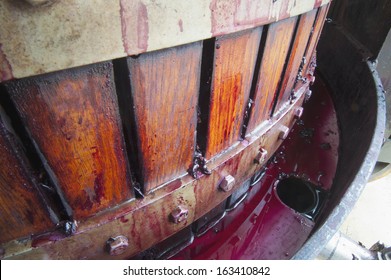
{"left": 278, "top": 125, "right": 290, "bottom": 140}
{"left": 59, "top": 220, "right": 77, "bottom": 236}
{"left": 305, "top": 89, "right": 312, "bottom": 102}
{"left": 219, "top": 174, "right": 235, "bottom": 192}
{"left": 310, "top": 75, "right": 316, "bottom": 85}
{"left": 254, "top": 148, "right": 268, "bottom": 164}
{"left": 294, "top": 107, "right": 304, "bottom": 119}
{"left": 105, "top": 235, "right": 129, "bottom": 256}
{"left": 170, "top": 205, "right": 189, "bottom": 224}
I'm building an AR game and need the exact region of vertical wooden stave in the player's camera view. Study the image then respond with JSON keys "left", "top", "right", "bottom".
{"left": 273, "top": 9, "right": 318, "bottom": 114}
{"left": 7, "top": 62, "right": 133, "bottom": 221}
{"left": 0, "top": 108, "right": 55, "bottom": 244}
{"left": 301, "top": 5, "right": 330, "bottom": 78}
{"left": 127, "top": 42, "right": 203, "bottom": 194}
{"left": 205, "top": 27, "right": 263, "bottom": 158}
{"left": 246, "top": 17, "right": 298, "bottom": 134}
{"left": 0, "top": 7, "right": 328, "bottom": 246}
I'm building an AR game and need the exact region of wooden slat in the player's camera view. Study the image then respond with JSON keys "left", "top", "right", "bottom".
{"left": 2, "top": 87, "right": 307, "bottom": 259}
{"left": 301, "top": 4, "right": 330, "bottom": 76}
{"left": 127, "top": 42, "right": 202, "bottom": 193}
{"left": 246, "top": 17, "right": 298, "bottom": 133}
{"left": 205, "top": 27, "right": 263, "bottom": 158}
{"left": 7, "top": 62, "right": 133, "bottom": 220}
{"left": 273, "top": 9, "right": 318, "bottom": 114}
{"left": 0, "top": 109, "right": 54, "bottom": 243}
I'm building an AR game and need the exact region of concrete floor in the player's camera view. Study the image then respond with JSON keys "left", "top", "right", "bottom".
{"left": 339, "top": 169, "right": 391, "bottom": 249}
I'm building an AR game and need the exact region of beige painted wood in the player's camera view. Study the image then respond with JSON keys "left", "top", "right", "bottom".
{"left": 0, "top": 0, "right": 330, "bottom": 81}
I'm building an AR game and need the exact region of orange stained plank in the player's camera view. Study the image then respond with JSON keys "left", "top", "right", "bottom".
{"left": 127, "top": 42, "right": 202, "bottom": 193}
{"left": 7, "top": 62, "right": 133, "bottom": 220}
{"left": 0, "top": 111, "right": 54, "bottom": 243}
{"left": 246, "top": 16, "right": 298, "bottom": 133}
{"left": 302, "top": 4, "right": 330, "bottom": 76}
{"left": 274, "top": 9, "right": 318, "bottom": 114}
{"left": 205, "top": 27, "right": 263, "bottom": 158}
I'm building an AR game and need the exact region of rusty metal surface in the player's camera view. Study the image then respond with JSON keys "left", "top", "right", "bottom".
{"left": 1, "top": 81, "right": 310, "bottom": 260}
{"left": 0, "top": 0, "right": 331, "bottom": 82}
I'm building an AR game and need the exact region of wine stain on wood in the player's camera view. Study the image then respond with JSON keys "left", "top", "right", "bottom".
{"left": 274, "top": 9, "right": 317, "bottom": 114}
{"left": 246, "top": 17, "right": 298, "bottom": 133}
{"left": 7, "top": 62, "right": 134, "bottom": 220}
{"left": 0, "top": 111, "right": 54, "bottom": 244}
{"left": 205, "top": 27, "right": 262, "bottom": 158}
{"left": 127, "top": 42, "right": 202, "bottom": 193}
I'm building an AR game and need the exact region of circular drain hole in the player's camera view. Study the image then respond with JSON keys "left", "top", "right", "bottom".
{"left": 276, "top": 177, "right": 318, "bottom": 214}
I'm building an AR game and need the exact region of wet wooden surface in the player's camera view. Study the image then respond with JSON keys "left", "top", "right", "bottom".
{"left": 274, "top": 9, "right": 317, "bottom": 114}
{"left": 0, "top": 111, "right": 54, "bottom": 244}
{"left": 127, "top": 42, "right": 202, "bottom": 193}
{"left": 205, "top": 27, "right": 262, "bottom": 158}
{"left": 246, "top": 17, "right": 298, "bottom": 134}
{"left": 7, "top": 62, "right": 133, "bottom": 220}
{"left": 0, "top": 5, "right": 329, "bottom": 258}
{"left": 301, "top": 5, "right": 329, "bottom": 77}
{"left": 3, "top": 85, "right": 309, "bottom": 259}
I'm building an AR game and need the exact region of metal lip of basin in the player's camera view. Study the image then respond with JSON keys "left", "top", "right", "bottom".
{"left": 293, "top": 22, "right": 386, "bottom": 260}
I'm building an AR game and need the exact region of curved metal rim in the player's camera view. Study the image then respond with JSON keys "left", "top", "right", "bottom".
{"left": 293, "top": 60, "right": 386, "bottom": 260}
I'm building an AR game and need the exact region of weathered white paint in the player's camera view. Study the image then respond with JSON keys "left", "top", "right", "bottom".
{"left": 0, "top": 0, "right": 125, "bottom": 80}
{"left": 289, "top": 0, "right": 318, "bottom": 18}
{"left": 144, "top": 1, "right": 211, "bottom": 54}
{"left": 0, "top": 0, "right": 331, "bottom": 81}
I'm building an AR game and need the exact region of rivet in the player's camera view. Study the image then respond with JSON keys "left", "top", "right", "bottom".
{"left": 294, "top": 107, "right": 304, "bottom": 119}
{"left": 105, "top": 235, "right": 129, "bottom": 256}
{"left": 170, "top": 205, "right": 189, "bottom": 224}
{"left": 219, "top": 174, "right": 235, "bottom": 192}
{"left": 278, "top": 125, "right": 290, "bottom": 140}
{"left": 254, "top": 148, "right": 268, "bottom": 164}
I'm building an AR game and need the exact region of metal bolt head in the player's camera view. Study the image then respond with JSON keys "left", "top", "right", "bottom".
{"left": 170, "top": 205, "right": 189, "bottom": 224}
{"left": 294, "top": 107, "right": 304, "bottom": 119}
{"left": 310, "top": 75, "right": 316, "bottom": 85}
{"left": 278, "top": 125, "right": 290, "bottom": 140}
{"left": 254, "top": 148, "right": 268, "bottom": 164}
{"left": 63, "top": 220, "right": 77, "bottom": 236}
{"left": 105, "top": 235, "right": 129, "bottom": 256}
{"left": 219, "top": 174, "right": 235, "bottom": 192}
{"left": 305, "top": 89, "right": 312, "bottom": 102}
